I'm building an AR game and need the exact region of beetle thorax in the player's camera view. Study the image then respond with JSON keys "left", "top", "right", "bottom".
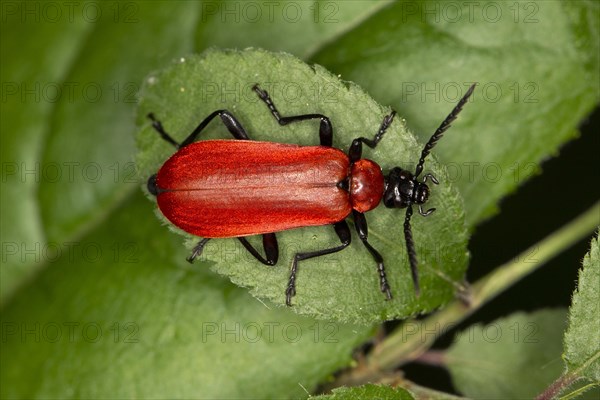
{"left": 349, "top": 159, "right": 385, "bottom": 213}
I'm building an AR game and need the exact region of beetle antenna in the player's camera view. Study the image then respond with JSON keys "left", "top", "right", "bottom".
{"left": 414, "top": 83, "right": 476, "bottom": 178}
{"left": 403, "top": 205, "right": 420, "bottom": 296}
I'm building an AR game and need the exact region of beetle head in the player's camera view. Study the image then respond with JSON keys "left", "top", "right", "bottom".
{"left": 147, "top": 174, "right": 159, "bottom": 196}
{"left": 383, "top": 168, "right": 437, "bottom": 216}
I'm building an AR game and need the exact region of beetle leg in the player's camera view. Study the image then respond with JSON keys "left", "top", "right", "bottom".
{"left": 180, "top": 110, "right": 250, "bottom": 147}
{"left": 253, "top": 84, "right": 334, "bottom": 147}
{"left": 352, "top": 210, "right": 392, "bottom": 300}
{"left": 238, "top": 233, "right": 279, "bottom": 266}
{"left": 286, "top": 221, "right": 351, "bottom": 306}
{"left": 186, "top": 238, "right": 211, "bottom": 263}
{"left": 147, "top": 113, "right": 180, "bottom": 148}
{"left": 148, "top": 110, "right": 250, "bottom": 149}
{"left": 348, "top": 111, "right": 396, "bottom": 162}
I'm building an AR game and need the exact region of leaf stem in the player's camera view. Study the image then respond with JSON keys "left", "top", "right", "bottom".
{"left": 536, "top": 349, "right": 600, "bottom": 400}
{"left": 336, "top": 202, "right": 599, "bottom": 386}
{"left": 534, "top": 372, "right": 579, "bottom": 400}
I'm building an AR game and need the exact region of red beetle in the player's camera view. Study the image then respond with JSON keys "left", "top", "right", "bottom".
{"left": 147, "top": 84, "right": 476, "bottom": 305}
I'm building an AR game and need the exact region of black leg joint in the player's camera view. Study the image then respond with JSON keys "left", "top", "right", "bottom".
{"left": 348, "top": 111, "right": 396, "bottom": 162}
{"left": 253, "top": 84, "right": 334, "bottom": 147}
{"left": 148, "top": 110, "right": 251, "bottom": 149}
{"left": 180, "top": 110, "right": 249, "bottom": 147}
{"left": 238, "top": 233, "right": 279, "bottom": 266}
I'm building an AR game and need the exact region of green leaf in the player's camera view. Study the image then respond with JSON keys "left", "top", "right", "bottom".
{"left": 445, "top": 309, "right": 568, "bottom": 398}
{"left": 195, "top": 1, "right": 393, "bottom": 58}
{"left": 0, "top": 191, "right": 371, "bottom": 399}
{"left": 1, "top": 1, "right": 200, "bottom": 306}
{"left": 0, "top": 0, "right": 91, "bottom": 304}
{"left": 311, "top": 0, "right": 600, "bottom": 226}
{"left": 313, "top": 384, "right": 414, "bottom": 400}
{"left": 136, "top": 49, "right": 469, "bottom": 323}
{"left": 564, "top": 232, "right": 600, "bottom": 382}
{"left": 38, "top": 2, "right": 199, "bottom": 243}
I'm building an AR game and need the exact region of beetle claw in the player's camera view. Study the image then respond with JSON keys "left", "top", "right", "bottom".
{"left": 285, "top": 287, "right": 296, "bottom": 306}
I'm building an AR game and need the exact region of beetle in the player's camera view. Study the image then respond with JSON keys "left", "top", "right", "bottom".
{"left": 146, "top": 83, "right": 476, "bottom": 305}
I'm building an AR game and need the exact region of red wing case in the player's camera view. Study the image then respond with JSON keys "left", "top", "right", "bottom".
{"left": 155, "top": 140, "right": 351, "bottom": 237}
